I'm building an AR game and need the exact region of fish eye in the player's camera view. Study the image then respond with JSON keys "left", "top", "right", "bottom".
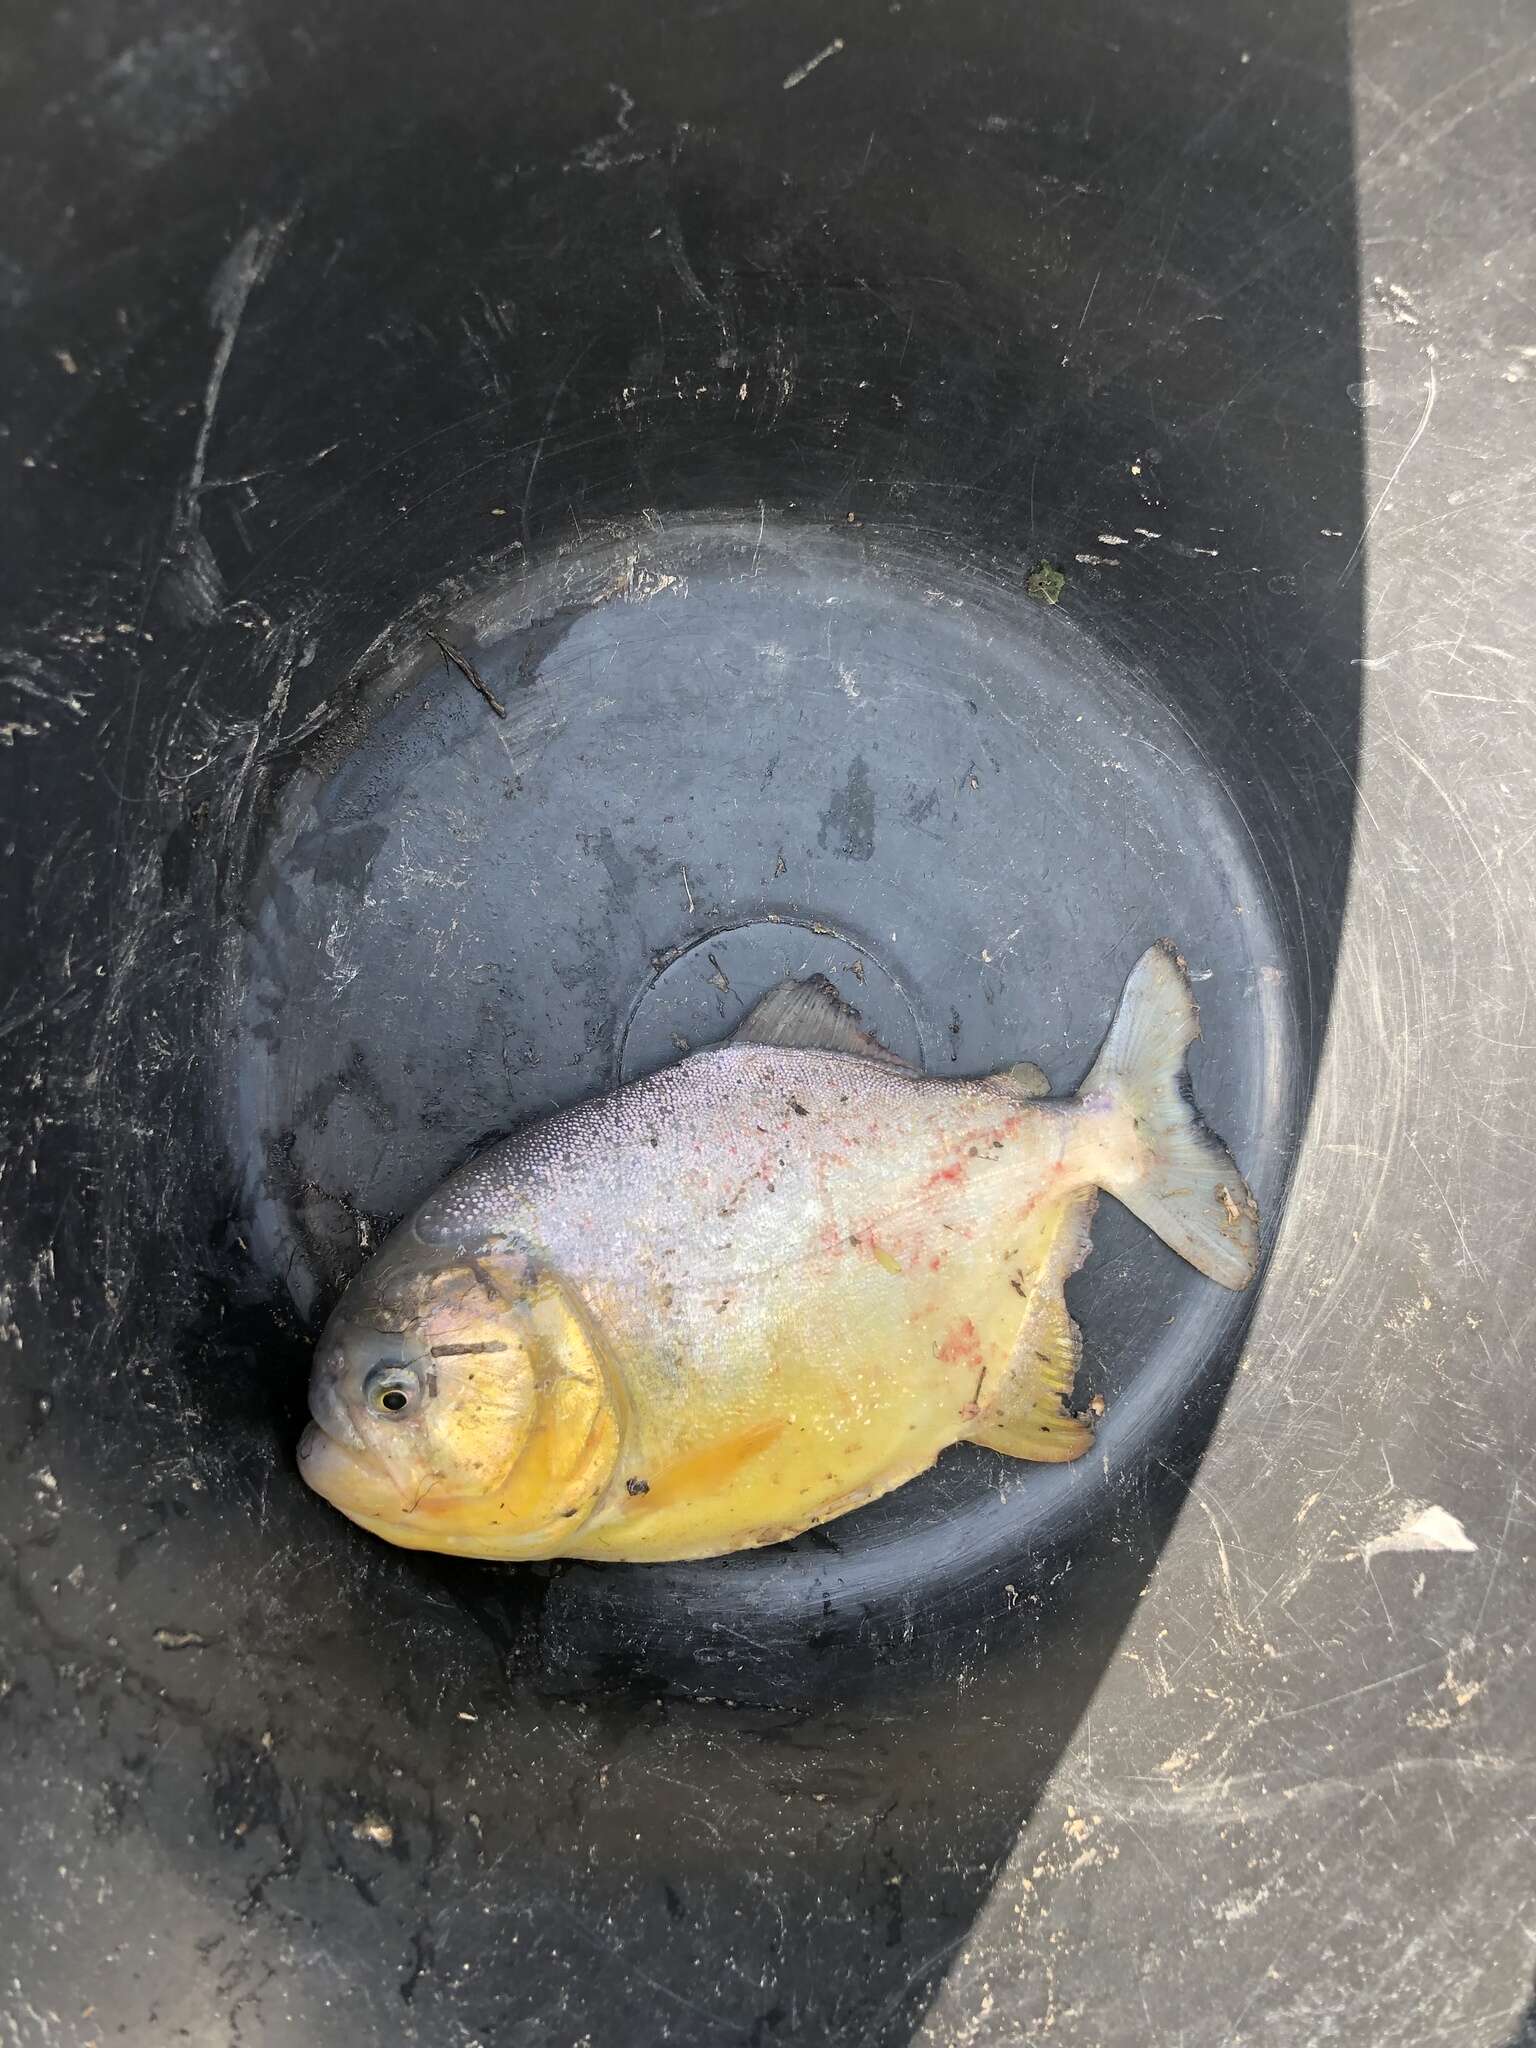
{"left": 362, "top": 1362, "right": 422, "bottom": 1417}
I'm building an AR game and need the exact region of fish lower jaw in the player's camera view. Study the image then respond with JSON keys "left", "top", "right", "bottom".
{"left": 297, "top": 1422, "right": 431, "bottom": 1517}
{"left": 338, "top": 1503, "right": 598, "bottom": 1560}
{"left": 299, "top": 1423, "right": 611, "bottom": 1557}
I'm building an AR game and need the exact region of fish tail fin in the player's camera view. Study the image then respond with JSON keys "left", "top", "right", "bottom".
{"left": 1081, "top": 942, "right": 1259, "bottom": 1291}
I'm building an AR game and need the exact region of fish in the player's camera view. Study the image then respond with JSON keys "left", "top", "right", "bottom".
{"left": 298, "top": 942, "right": 1259, "bottom": 1562}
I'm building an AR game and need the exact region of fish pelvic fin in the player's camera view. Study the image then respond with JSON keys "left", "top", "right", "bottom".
{"left": 1082, "top": 941, "right": 1259, "bottom": 1291}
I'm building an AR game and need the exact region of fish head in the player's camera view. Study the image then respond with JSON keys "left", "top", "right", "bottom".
{"left": 298, "top": 1235, "right": 621, "bottom": 1556}
{"left": 299, "top": 1242, "right": 542, "bottom": 1534}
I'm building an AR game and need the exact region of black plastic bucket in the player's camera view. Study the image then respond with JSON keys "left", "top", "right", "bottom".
{"left": 3, "top": 0, "right": 1532, "bottom": 2041}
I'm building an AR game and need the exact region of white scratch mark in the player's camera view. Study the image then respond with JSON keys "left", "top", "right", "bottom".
{"left": 1408, "top": 1132, "right": 1487, "bottom": 1280}
{"left": 1472, "top": 1478, "right": 1519, "bottom": 1637}
{"left": 164, "top": 217, "right": 292, "bottom": 623}
{"left": 194, "top": 223, "right": 289, "bottom": 507}
{"left": 523, "top": 337, "right": 598, "bottom": 550}
{"left": 783, "top": 37, "right": 845, "bottom": 90}
{"left": 1337, "top": 346, "right": 1437, "bottom": 588}
{"left": 569, "top": 83, "right": 646, "bottom": 173}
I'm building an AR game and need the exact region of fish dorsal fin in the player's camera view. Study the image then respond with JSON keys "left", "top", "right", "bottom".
{"left": 731, "top": 976, "right": 910, "bottom": 1067}
{"left": 992, "top": 1060, "right": 1052, "bottom": 1100}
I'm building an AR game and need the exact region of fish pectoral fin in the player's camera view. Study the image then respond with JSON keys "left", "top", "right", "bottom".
{"left": 625, "top": 1418, "right": 787, "bottom": 1511}
{"left": 966, "top": 1297, "right": 1094, "bottom": 1465}
{"left": 731, "top": 976, "right": 910, "bottom": 1067}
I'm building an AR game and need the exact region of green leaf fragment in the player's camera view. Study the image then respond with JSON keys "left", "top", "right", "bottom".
{"left": 1026, "top": 561, "right": 1066, "bottom": 606}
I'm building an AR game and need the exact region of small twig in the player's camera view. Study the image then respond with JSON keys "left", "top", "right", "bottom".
{"left": 427, "top": 630, "right": 506, "bottom": 719}
{"left": 783, "top": 36, "right": 844, "bottom": 89}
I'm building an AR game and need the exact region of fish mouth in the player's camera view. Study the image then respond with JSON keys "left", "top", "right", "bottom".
{"left": 298, "top": 1422, "right": 426, "bottom": 1520}
{"left": 308, "top": 1374, "right": 367, "bottom": 1454}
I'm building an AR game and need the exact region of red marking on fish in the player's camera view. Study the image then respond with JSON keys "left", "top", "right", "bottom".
{"left": 936, "top": 1318, "right": 983, "bottom": 1368}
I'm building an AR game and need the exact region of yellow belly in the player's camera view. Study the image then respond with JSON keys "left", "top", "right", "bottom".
{"left": 562, "top": 1184, "right": 1087, "bottom": 1562}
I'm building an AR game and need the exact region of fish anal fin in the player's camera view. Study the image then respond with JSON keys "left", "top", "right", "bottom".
{"left": 732, "top": 976, "right": 909, "bottom": 1066}
{"left": 965, "top": 1297, "right": 1093, "bottom": 1464}
{"left": 967, "top": 1190, "right": 1096, "bottom": 1466}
